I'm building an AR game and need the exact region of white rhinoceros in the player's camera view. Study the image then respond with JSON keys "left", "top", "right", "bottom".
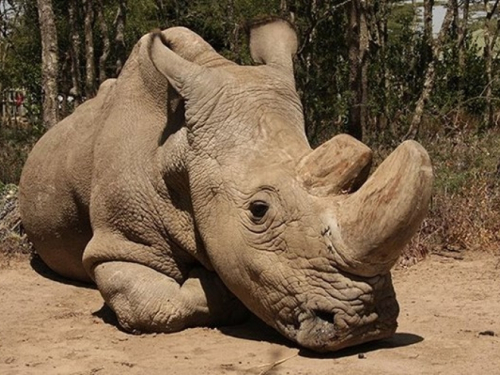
{"left": 19, "top": 18, "right": 433, "bottom": 352}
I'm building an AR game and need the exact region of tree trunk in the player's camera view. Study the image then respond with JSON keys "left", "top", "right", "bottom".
{"left": 360, "top": 5, "right": 369, "bottom": 136}
{"left": 83, "top": 0, "right": 96, "bottom": 98}
{"left": 97, "top": 0, "right": 110, "bottom": 84}
{"left": 483, "top": 0, "right": 499, "bottom": 129}
{"left": 423, "top": 0, "right": 434, "bottom": 64}
{"left": 371, "top": 0, "right": 390, "bottom": 135}
{"left": 450, "top": 0, "right": 459, "bottom": 36}
{"left": 457, "top": 0, "right": 469, "bottom": 73}
{"left": 37, "top": 0, "right": 59, "bottom": 128}
{"left": 68, "top": 0, "right": 82, "bottom": 105}
{"left": 226, "top": 0, "right": 239, "bottom": 58}
{"left": 409, "top": 0, "right": 420, "bottom": 73}
{"left": 346, "top": 0, "right": 368, "bottom": 141}
{"left": 114, "top": 0, "right": 127, "bottom": 76}
{"left": 407, "top": 0, "right": 455, "bottom": 139}
{"left": 301, "top": 0, "right": 319, "bottom": 141}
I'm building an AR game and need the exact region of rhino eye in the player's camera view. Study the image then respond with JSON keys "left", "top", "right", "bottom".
{"left": 249, "top": 200, "right": 269, "bottom": 221}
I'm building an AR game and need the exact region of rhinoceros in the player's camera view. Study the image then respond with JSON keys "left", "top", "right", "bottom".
{"left": 19, "top": 18, "right": 432, "bottom": 352}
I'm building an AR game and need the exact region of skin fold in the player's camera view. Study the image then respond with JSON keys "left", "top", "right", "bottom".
{"left": 19, "top": 18, "right": 433, "bottom": 352}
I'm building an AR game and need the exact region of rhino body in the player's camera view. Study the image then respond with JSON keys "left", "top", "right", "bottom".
{"left": 19, "top": 19, "right": 432, "bottom": 352}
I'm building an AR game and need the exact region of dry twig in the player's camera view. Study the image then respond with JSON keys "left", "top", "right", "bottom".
{"left": 247, "top": 352, "right": 298, "bottom": 375}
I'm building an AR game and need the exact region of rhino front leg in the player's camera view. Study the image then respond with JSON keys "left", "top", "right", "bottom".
{"left": 93, "top": 261, "right": 248, "bottom": 333}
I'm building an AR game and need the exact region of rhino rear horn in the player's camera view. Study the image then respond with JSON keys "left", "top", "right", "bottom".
{"left": 298, "top": 134, "right": 373, "bottom": 196}
{"left": 248, "top": 17, "right": 298, "bottom": 74}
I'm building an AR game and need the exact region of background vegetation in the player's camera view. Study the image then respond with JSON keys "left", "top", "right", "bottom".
{"left": 0, "top": 0, "right": 499, "bottom": 259}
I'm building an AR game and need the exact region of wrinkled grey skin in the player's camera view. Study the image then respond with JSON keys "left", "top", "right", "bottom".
{"left": 19, "top": 19, "right": 432, "bottom": 352}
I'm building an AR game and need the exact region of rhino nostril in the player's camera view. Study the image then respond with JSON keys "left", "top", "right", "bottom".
{"left": 313, "top": 309, "right": 336, "bottom": 324}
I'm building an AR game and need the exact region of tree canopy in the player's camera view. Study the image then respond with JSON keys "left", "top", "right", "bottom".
{"left": 0, "top": 0, "right": 499, "bottom": 143}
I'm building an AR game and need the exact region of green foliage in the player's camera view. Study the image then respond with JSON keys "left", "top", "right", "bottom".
{"left": 366, "top": 2, "right": 424, "bottom": 142}
{"left": 293, "top": 3, "right": 350, "bottom": 146}
{"left": 431, "top": 34, "right": 487, "bottom": 117}
{"left": 1, "top": 1, "right": 42, "bottom": 92}
{"left": 2, "top": 0, "right": 498, "bottom": 142}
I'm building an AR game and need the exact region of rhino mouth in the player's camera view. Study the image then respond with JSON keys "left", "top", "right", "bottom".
{"left": 276, "top": 274, "right": 399, "bottom": 353}
{"left": 295, "top": 296, "right": 399, "bottom": 352}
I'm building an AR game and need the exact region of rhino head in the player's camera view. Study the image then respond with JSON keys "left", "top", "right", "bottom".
{"left": 149, "top": 19, "right": 432, "bottom": 352}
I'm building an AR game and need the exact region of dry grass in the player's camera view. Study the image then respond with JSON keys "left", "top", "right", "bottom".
{"left": 0, "top": 184, "right": 33, "bottom": 266}
{"left": 400, "top": 127, "right": 500, "bottom": 263}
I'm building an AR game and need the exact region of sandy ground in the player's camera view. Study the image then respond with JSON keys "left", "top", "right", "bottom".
{"left": 0, "top": 252, "right": 499, "bottom": 375}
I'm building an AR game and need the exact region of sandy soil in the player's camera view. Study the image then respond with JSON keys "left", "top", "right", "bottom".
{"left": 1, "top": 252, "right": 499, "bottom": 375}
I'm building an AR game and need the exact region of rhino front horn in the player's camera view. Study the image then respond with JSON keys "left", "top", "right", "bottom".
{"left": 329, "top": 140, "right": 433, "bottom": 277}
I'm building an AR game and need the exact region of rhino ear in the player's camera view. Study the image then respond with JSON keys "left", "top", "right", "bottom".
{"left": 248, "top": 17, "right": 298, "bottom": 74}
{"left": 148, "top": 29, "right": 205, "bottom": 97}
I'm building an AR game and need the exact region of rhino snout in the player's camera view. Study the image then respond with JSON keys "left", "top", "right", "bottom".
{"left": 283, "top": 274, "right": 399, "bottom": 352}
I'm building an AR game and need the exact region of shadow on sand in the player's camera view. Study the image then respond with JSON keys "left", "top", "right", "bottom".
{"left": 30, "top": 254, "right": 96, "bottom": 290}
{"left": 219, "top": 315, "right": 295, "bottom": 347}
{"left": 220, "top": 315, "right": 423, "bottom": 358}
{"left": 298, "top": 332, "right": 423, "bottom": 359}
{"left": 92, "top": 303, "right": 122, "bottom": 328}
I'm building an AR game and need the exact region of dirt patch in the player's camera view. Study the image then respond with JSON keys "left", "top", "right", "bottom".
{"left": 0, "top": 252, "right": 499, "bottom": 375}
